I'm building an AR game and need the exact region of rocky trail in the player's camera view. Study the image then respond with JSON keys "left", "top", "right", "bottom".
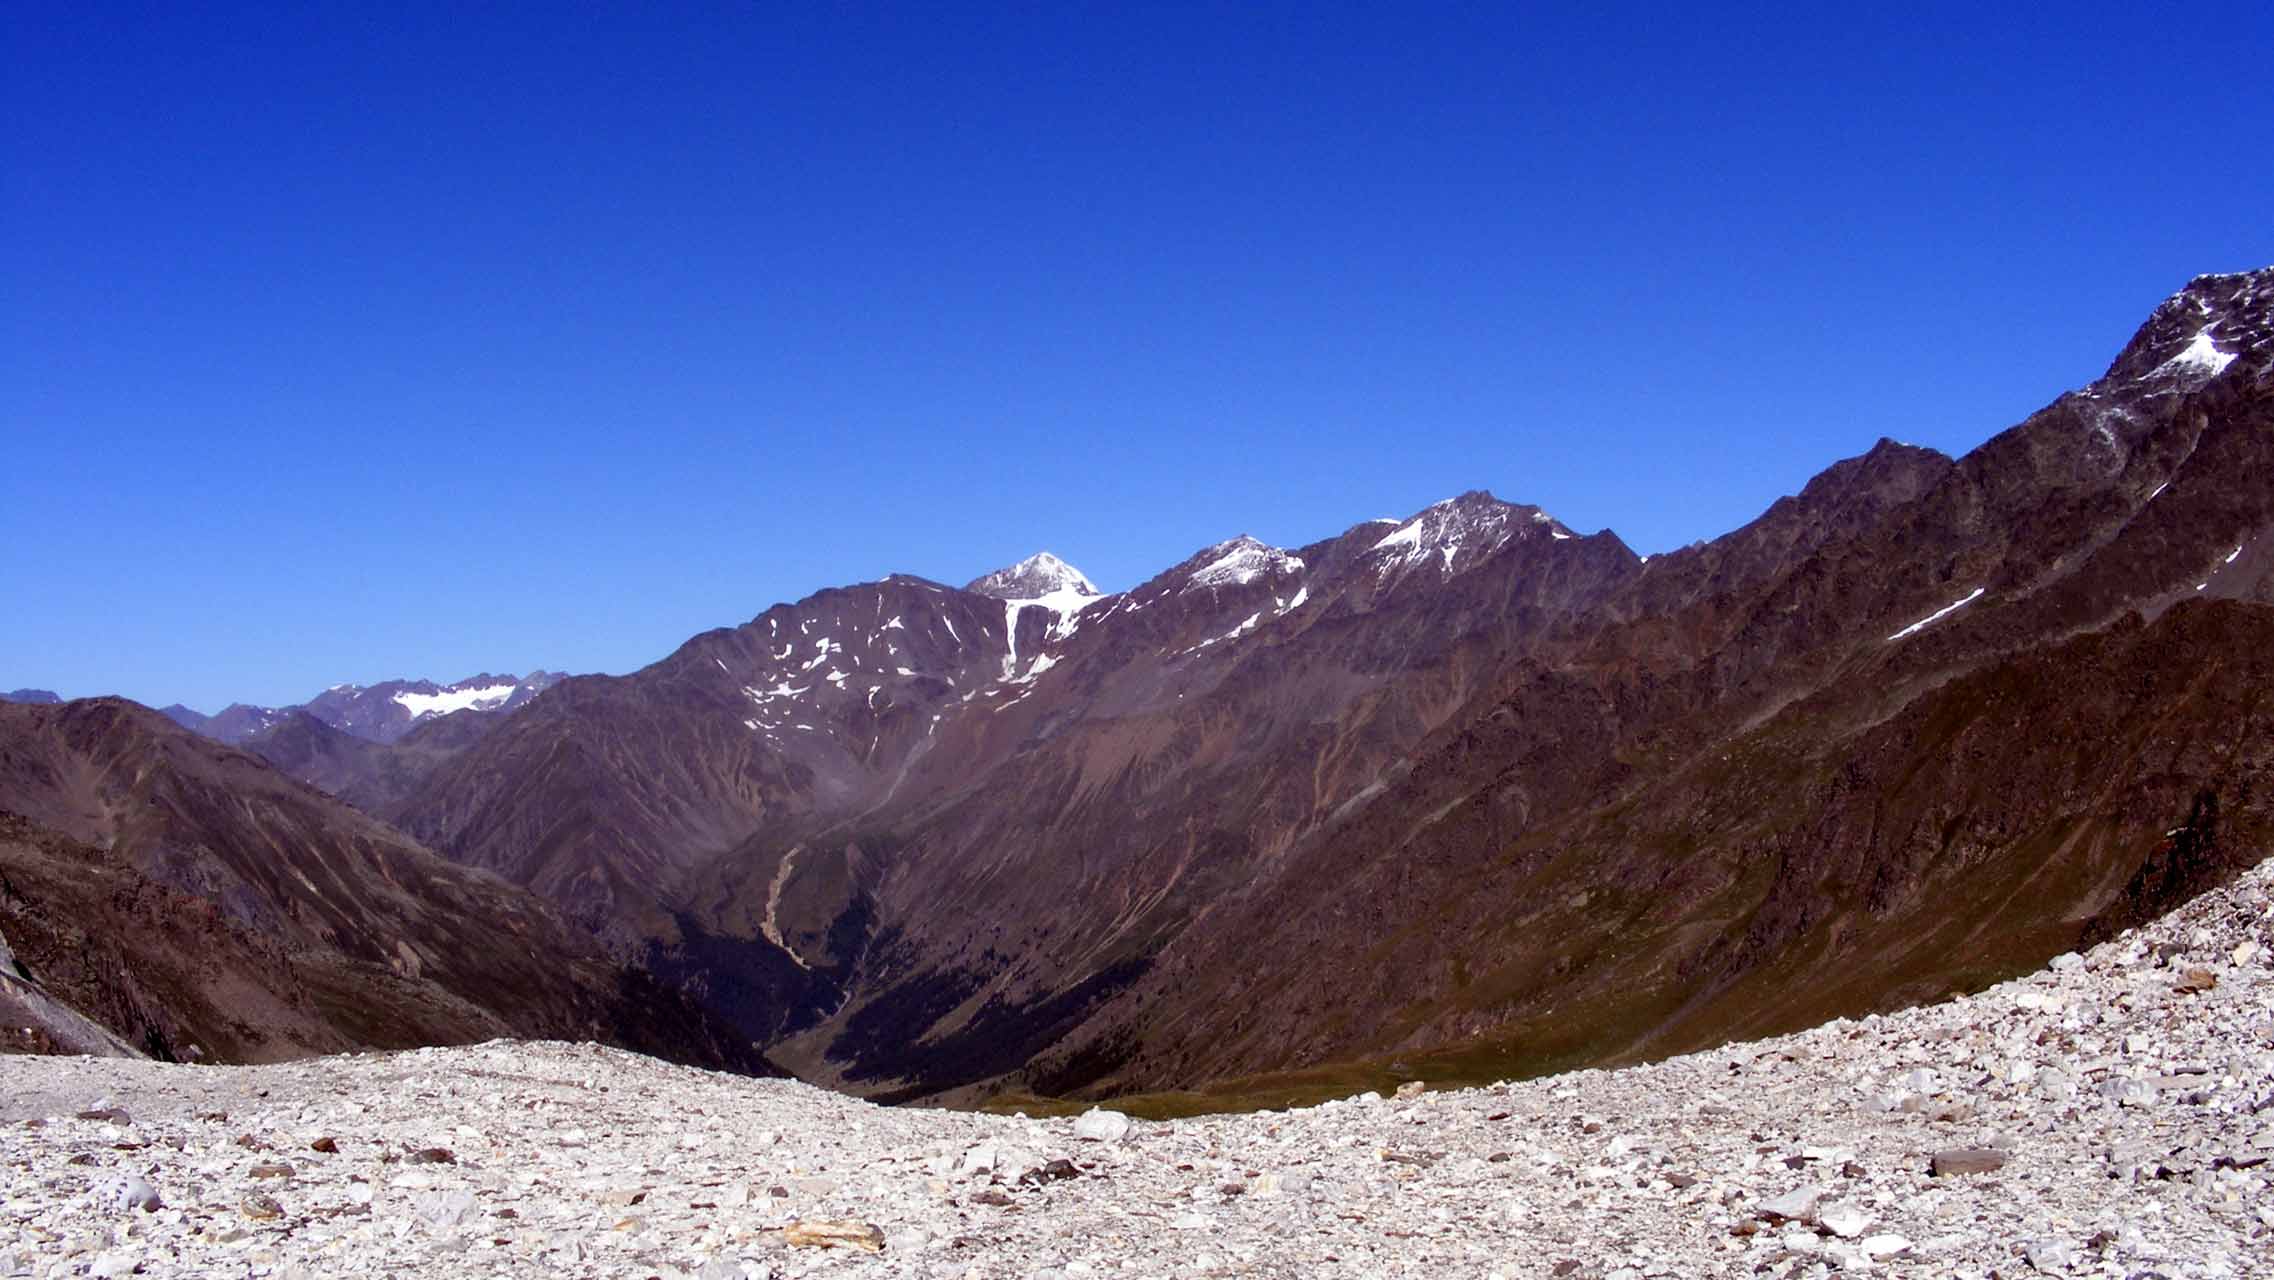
{"left": 6, "top": 856, "right": 2274, "bottom": 1279}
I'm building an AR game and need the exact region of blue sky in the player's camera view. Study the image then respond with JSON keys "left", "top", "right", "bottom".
{"left": 6, "top": 3, "right": 2271, "bottom": 711}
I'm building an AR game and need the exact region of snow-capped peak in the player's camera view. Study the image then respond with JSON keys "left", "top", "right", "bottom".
{"left": 1184, "top": 536, "right": 1305, "bottom": 591}
{"left": 1369, "top": 490, "right": 1542, "bottom": 575}
{"left": 1362, "top": 490, "right": 1582, "bottom": 576}
{"left": 968, "top": 552, "right": 1105, "bottom": 660}
{"left": 966, "top": 552, "right": 1099, "bottom": 603}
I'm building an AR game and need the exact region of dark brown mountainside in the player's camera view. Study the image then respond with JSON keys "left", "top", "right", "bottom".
{"left": 244, "top": 708, "right": 499, "bottom": 815}
{"left": 382, "top": 269, "right": 2274, "bottom": 1104}
{"left": 0, "top": 698, "right": 771, "bottom": 1073}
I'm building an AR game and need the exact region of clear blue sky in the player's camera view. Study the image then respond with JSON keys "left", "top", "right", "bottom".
{"left": 6, "top": 3, "right": 2270, "bottom": 711}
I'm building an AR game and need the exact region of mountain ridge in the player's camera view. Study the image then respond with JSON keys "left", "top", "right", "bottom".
{"left": 18, "top": 266, "right": 2271, "bottom": 1108}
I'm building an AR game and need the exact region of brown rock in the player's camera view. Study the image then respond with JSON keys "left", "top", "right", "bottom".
{"left": 309, "top": 1136, "right": 338, "bottom": 1153}
{"left": 783, "top": 1219, "right": 887, "bottom": 1253}
{"left": 241, "top": 1193, "right": 283, "bottom": 1220}
{"left": 2176, "top": 967, "right": 2218, "bottom": 993}
{"left": 247, "top": 1162, "right": 294, "bottom": 1179}
{"left": 1930, "top": 1147, "right": 2008, "bottom": 1176}
{"left": 406, "top": 1147, "right": 456, "bottom": 1164}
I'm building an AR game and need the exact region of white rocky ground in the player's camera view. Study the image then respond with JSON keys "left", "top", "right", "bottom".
{"left": 6, "top": 865, "right": 2273, "bottom": 1280}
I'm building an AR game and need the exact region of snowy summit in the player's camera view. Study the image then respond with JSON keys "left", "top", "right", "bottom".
{"left": 1368, "top": 490, "right": 1566, "bottom": 578}
{"left": 964, "top": 552, "right": 1100, "bottom": 612}
{"left": 1184, "top": 536, "right": 1305, "bottom": 592}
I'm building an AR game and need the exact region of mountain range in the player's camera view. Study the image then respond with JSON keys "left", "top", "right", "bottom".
{"left": 157, "top": 671, "right": 564, "bottom": 746}
{"left": 5, "top": 267, "right": 2270, "bottom": 1108}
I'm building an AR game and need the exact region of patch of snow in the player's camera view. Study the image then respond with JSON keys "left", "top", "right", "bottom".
{"left": 2227, "top": 545, "right": 2243, "bottom": 564}
{"left": 1373, "top": 520, "right": 1426, "bottom": 552}
{"left": 885, "top": 615, "right": 904, "bottom": 630}
{"left": 714, "top": 658, "right": 729, "bottom": 673}
{"left": 393, "top": 682, "right": 519, "bottom": 720}
{"left": 2147, "top": 481, "right": 2169, "bottom": 502}
{"left": 1000, "top": 600, "right": 1024, "bottom": 680}
{"left": 1550, "top": 529, "right": 1573, "bottom": 541}
{"left": 1278, "top": 585, "right": 1309, "bottom": 614}
{"left": 1010, "top": 652, "right": 1058, "bottom": 684}
{"left": 1003, "top": 585, "right": 1103, "bottom": 642}
{"left": 2158, "top": 329, "right": 2237, "bottom": 379}
{"left": 1886, "top": 587, "right": 1986, "bottom": 642}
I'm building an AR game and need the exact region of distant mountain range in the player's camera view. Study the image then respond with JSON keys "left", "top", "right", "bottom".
{"left": 5, "top": 267, "right": 2270, "bottom": 1103}
{"left": 159, "top": 671, "right": 564, "bottom": 745}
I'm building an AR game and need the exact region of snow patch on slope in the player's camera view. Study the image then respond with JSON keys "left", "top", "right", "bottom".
{"left": 2159, "top": 329, "right": 2237, "bottom": 379}
{"left": 393, "top": 682, "right": 519, "bottom": 719}
{"left": 1886, "top": 587, "right": 1985, "bottom": 641}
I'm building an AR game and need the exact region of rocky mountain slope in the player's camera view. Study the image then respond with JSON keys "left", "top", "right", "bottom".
{"left": 3, "top": 849, "right": 2269, "bottom": 1276}
{"left": 0, "top": 698, "right": 767, "bottom": 1073}
{"left": 367, "top": 268, "right": 2273, "bottom": 1105}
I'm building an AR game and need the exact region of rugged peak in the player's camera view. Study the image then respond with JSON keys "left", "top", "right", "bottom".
{"left": 965, "top": 552, "right": 1100, "bottom": 603}
{"left": 2102, "top": 266, "right": 2274, "bottom": 387}
{"left": 1182, "top": 536, "right": 1306, "bottom": 592}
{"left": 1368, "top": 489, "right": 1566, "bottom": 576}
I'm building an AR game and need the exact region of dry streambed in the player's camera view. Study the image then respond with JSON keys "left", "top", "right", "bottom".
{"left": 5, "top": 864, "right": 2274, "bottom": 1279}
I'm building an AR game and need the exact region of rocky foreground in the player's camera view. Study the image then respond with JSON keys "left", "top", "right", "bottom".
{"left": 6, "top": 865, "right": 2274, "bottom": 1280}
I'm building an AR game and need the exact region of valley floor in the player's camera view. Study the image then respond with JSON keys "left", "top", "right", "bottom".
{"left": 5, "top": 861, "right": 2274, "bottom": 1279}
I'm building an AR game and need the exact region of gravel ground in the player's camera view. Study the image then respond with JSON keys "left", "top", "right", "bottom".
{"left": 5, "top": 860, "right": 2272, "bottom": 1279}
